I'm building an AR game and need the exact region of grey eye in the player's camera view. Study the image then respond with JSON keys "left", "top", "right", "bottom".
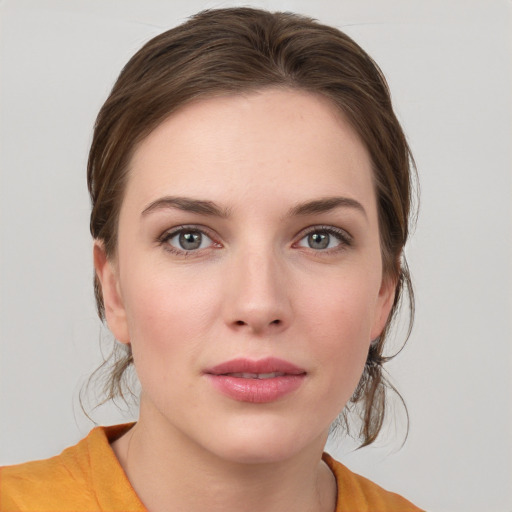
{"left": 166, "top": 229, "right": 213, "bottom": 251}
{"left": 179, "top": 231, "right": 203, "bottom": 250}
{"left": 307, "top": 232, "right": 330, "bottom": 250}
{"left": 296, "top": 228, "right": 349, "bottom": 251}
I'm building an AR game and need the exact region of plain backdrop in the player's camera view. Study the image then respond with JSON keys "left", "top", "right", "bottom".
{"left": 0, "top": 1, "right": 511, "bottom": 511}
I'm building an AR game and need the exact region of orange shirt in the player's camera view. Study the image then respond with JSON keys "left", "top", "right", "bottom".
{"left": 0, "top": 424, "right": 423, "bottom": 511}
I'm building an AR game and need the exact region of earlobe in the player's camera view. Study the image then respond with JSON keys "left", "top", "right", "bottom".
{"left": 370, "top": 275, "right": 397, "bottom": 341}
{"left": 93, "top": 241, "right": 130, "bottom": 344}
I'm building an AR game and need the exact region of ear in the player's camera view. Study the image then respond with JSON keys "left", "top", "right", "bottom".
{"left": 93, "top": 241, "right": 130, "bottom": 344}
{"left": 370, "top": 274, "right": 397, "bottom": 341}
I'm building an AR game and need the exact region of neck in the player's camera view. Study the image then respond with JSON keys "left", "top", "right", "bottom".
{"left": 112, "top": 401, "right": 336, "bottom": 512}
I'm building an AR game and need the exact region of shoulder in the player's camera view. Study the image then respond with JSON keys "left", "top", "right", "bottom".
{"left": 0, "top": 424, "right": 143, "bottom": 512}
{"left": 0, "top": 433, "right": 98, "bottom": 511}
{"left": 322, "top": 452, "right": 425, "bottom": 512}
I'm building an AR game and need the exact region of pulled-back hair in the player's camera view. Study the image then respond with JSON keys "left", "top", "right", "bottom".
{"left": 87, "top": 7, "right": 416, "bottom": 446}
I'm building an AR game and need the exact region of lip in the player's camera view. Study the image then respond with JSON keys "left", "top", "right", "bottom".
{"left": 204, "top": 357, "right": 306, "bottom": 403}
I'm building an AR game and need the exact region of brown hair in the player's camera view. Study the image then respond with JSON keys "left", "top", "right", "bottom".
{"left": 87, "top": 7, "right": 416, "bottom": 446}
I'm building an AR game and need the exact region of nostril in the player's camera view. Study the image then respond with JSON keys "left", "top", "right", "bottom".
{"left": 233, "top": 319, "right": 281, "bottom": 327}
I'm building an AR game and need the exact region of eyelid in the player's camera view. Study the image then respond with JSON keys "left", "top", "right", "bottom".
{"left": 157, "top": 224, "right": 222, "bottom": 254}
{"left": 293, "top": 225, "right": 353, "bottom": 250}
{"left": 156, "top": 223, "right": 352, "bottom": 256}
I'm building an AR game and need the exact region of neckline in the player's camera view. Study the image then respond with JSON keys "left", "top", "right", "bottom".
{"left": 90, "top": 423, "right": 339, "bottom": 512}
{"left": 87, "top": 423, "right": 145, "bottom": 511}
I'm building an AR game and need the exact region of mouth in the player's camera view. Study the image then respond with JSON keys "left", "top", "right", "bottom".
{"left": 205, "top": 358, "right": 306, "bottom": 403}
{"left": 222, "top": 372, "right": 288, "bottom": 379}
{"left": 206, "top": 357, "right": 306, "bottom": 377}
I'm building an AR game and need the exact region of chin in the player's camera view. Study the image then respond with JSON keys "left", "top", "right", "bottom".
{"left": 198, "top": 416, "right": 327, "bottom": 465}
{"left": 210, "top": 440, "right": 301, "bottom": 466}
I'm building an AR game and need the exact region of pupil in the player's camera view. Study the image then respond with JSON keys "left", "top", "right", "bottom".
{"left": 309, "top": 232, "right": 329, "bottom": 249}
{"left": 179, "top": 231, "right": 201, "bottom": 250}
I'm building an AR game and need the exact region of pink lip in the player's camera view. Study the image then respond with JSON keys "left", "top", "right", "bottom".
{"left": 205, "top": 357, "right": 306, "bottom": 403}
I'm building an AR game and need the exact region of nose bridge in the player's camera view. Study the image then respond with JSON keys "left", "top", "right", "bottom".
{"left": 224, "top": 239, "right": 291, "bottom": 333}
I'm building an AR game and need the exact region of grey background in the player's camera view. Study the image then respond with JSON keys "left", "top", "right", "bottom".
{"left": 1, "top": 1, "right": 511, "bottom": 511}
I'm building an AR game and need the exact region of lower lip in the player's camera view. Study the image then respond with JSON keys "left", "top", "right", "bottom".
{"left": 206, "top": 374, "right": 305, "bottom": 403}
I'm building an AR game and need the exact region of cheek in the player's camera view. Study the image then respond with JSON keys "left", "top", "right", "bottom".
{"left": 119, "top": 271, "right": 222, "bottom": 418}
{"left": 120, "top": 266, "right": 221, "bottom": 367}
{"left": 304, "top": 269, "right": 379, "bottom": 339}
{"left": 300, "top": 272, "right": 379, "bottom": 378}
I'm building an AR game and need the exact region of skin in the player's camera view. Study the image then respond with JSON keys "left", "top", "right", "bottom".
{"left": 94, "top": 88, "right": 396, "bottom": 512}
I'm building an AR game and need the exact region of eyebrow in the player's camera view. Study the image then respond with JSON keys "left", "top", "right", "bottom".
{"left": 141, "top": 196, "right": 231, "bottom": 218}
{"left": 141, "top": 195, "right": 366, "bottom": 219}
{"left": 288, "top": 196, "right": 367, "bottom": 219}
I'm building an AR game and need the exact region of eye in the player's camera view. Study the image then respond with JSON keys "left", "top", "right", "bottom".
{"left": 296, "top": 227, "right": 352, "bottom": 251}
{"left": 161, "top": 227, "right": 216, "bottom": 252}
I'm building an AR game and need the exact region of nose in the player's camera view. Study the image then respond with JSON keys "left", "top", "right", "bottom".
{"left": 222, "top": 245, "right": 292, "bottom": 336}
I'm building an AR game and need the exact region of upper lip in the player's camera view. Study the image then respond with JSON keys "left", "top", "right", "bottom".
{"left": 206, "top": 357, "right": 306, "bottom": 376}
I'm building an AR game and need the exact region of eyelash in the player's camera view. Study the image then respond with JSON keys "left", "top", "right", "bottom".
{"left": 157, "top": 224, "right": 353, "bottom": 256}
{"left": 294, "top": 225, "right": 353, "bottom": 253}
{"left": 157, "top": 225, "right": 220, "bottom": 257}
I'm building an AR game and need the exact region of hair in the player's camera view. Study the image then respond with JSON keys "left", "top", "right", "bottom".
{"left": 87, "top": 7, "right": 416, "bottom": 446}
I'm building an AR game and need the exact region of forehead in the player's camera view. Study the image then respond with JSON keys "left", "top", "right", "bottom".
{"left": 124, "top": 88, "right": 375, "bottom": 217}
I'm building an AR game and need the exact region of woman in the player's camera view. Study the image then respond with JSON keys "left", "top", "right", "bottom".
{"left": 1, "top": 8, "right": 423, "bottom": 512}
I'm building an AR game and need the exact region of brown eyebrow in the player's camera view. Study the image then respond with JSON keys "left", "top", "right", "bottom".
{"left": 288, "top": 196, "right": 367, "bottom": 218}
{"left": 141, "top": 195, "right": 366, "bottom": 220}
{"left": 141, "top": 196, "right": 231, "bottom": 218}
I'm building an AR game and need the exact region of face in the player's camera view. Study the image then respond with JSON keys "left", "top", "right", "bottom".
{"left": 95, "top": 88, "right": 395, "bottom": 464}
